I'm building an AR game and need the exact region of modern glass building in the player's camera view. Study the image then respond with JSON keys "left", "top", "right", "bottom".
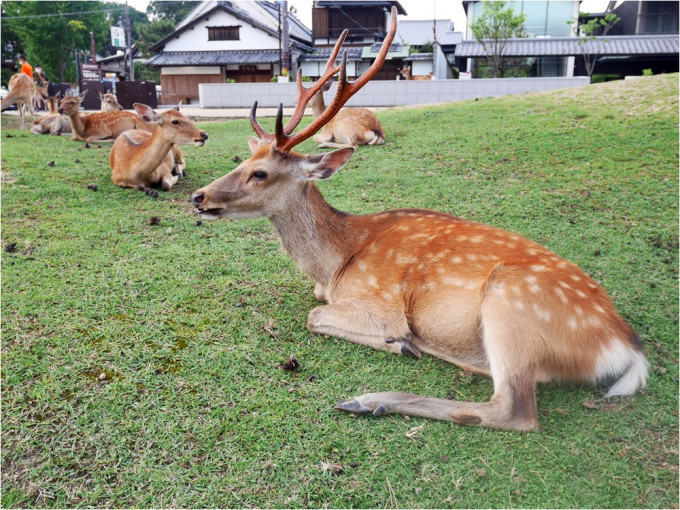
{"left": 463, "top": 1, "right": 579, "bottom": 77}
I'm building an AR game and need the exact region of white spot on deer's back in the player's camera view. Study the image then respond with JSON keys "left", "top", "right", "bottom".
{"left": 442, "top": 276, "right": 465, "bottom": 287}
{"left": 554, "top": 287, "right": 569, "bottom": 304}
{"left": 532, "top": 303, "right": 551, "bottom": 322}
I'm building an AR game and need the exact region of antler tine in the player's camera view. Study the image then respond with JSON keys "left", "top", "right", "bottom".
{"left": 276, "top": 6, "right": 398, "bottom": 153}
{"left": 346, "top": 6, "right": 398, "bottom": 92}
{"left": 250, "top": 101, "right": 275, "bottom": 143}
{"left": 274, "top": 103, "right": 286, "bottom": 147}
{"left": 281, "top": 29, "right": 349, "bottom": 136}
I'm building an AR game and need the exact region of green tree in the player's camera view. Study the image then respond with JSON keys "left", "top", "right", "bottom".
{"left": 2, "top": 1, "right": 113, "bottom": 83}
{"left": 470, "top": 1, "right": 527, "bottom": 78}
{"left": 568, "top": 12, "right": 621, "bottom": 77}
{"left": 135, "top": 18, "right": 175, "bottom": 57}
{"left": 0, "top": 7, "right": 24, "bottom": 86}
{"left": 146, "top": 1, "right": 199, "bottom": 23}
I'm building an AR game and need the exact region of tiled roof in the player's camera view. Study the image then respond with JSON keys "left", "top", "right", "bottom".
{"left": 147, "top": 50, "right": 281, "bottom": 66}
{"left": 298, "top": 48, "right": 364, "bottom": 62}
{"left": 455, "top": 34, "right": 679, "bottom": 57}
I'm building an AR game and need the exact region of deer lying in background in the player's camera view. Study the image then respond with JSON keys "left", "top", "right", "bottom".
{"left": 192, "top": 7, "right": 647, "bottom": 432}
{"left": 59, "top": 89, "right": 153, "bottom": 142}
{"left": 1, "top": 73, "right": 36, "bottom": 129}
{"left": 96, "top": 89, "right": 123, "bottom": 111}
{"left": 59, "top": 90, "right": 187, "bottom": 174}
{"left": 30, "top": 91, "right": 72, "bottom": 135}
{"left": 308, "top": 80, "right": 385, "bottom": 148}
{"left": 400, "top": 67, "right": 432, "bottom": 80}
{"left": 110, "top": 103, "right": 207, "bottom": 192}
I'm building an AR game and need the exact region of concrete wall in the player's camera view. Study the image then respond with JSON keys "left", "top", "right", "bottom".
{"left": 199, "top": 77, "right": 591, "bottom": 108}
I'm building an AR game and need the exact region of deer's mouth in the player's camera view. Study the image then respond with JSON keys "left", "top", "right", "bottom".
{"left": 194, "top": 139, "right": 205, "bottom": 147}
{"left": 196, "top": 207, "right": 223, "bottom": 220}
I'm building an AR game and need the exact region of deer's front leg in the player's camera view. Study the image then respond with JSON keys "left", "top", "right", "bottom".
{"left": 307, "top": 300, "right": 421, "bottom": 358}
{"left": 171, "top": 145, "right": 186, "bottom": 178}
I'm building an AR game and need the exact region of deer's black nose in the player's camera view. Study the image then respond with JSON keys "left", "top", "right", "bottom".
{"left": 200, "top": 132, "right": 208, "bottom": 140}
{"left": 192, "top": 191, "right": 205, "bottom": 207}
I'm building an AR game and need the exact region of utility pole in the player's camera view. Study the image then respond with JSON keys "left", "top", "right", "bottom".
{"left": 281, "top": 0, "right": 290, "bottom": 74}
{"left": 125, "top": 0, "right": 135, "bottom": 81}
{"left": 90, "top": 32, "right": 97, "bottom": 64}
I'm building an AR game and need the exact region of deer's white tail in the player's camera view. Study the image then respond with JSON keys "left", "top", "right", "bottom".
{"left": 604, "top": 348, "right": 648, "bottom": 398}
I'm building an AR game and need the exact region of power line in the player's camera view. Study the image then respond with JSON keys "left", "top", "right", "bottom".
{"left": 2, "top": 6, "right": 127, "bottom": 20}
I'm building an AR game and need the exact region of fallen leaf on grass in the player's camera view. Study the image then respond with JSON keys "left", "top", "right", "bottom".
{"left": 405, "top": 423, "right": 425, "bottom": 440}
{"left": 320, "top": 462, "right": 343, "bottom": 475}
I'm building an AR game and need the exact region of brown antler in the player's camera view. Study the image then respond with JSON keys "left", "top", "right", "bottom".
{"left": 250, "top": 5, "right": 398, "bottom": 153}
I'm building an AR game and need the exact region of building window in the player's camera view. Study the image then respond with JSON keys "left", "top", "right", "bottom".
{"left": 639, "top": 2, "right": 679, "bottom": 34}
{"left": 208, "top": 26, "right": 240, "bottom": 41}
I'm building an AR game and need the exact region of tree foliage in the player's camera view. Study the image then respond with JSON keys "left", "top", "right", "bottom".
{"left": 1, "top": 1, "right": 113, "bottom": 83}
{"left": 135, "top": 18, "right": 175, "bottom": 57}
{"left": 470, "top": 1, "right": 527, "bottom": 78}
{"left": 568, "top": 12, "right": 621, "bottom": 77}
{"left": 146, "top": 1, "right": 199, "bottom": 23}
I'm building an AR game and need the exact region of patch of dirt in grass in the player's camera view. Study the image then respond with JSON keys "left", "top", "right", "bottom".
{"left": 1, "top": 171, "right": 17, "bottom": 184}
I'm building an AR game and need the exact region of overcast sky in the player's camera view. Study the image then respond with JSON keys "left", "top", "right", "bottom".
{"left": 127, "top": 0, "right": 612, "bottom": 35}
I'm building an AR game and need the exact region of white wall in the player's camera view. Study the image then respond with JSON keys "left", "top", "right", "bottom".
{"left": 162, "top": 66, "right": 221, "bottom": 75}
{"left": 299, "top": 60, "right": 359, "bottom": 78}
{"left": 411, "top": 60, "right": 433, "bottom": 76}
{"left": 199, "top": 77, "right": 591, "bottom": 108}
{"left": 164, "top": 10, "right": 280, "bottom": 52}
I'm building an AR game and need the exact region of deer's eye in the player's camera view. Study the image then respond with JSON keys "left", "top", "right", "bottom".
{"left": 251, "top": 171, "right": 267, "bottom": 181}
{"left": 171, "top": 120, "right": 180, "bottom": 125}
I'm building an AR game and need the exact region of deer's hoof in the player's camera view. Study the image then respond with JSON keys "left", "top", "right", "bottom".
{"left": 334, "top": 398, "right": 372, "bottom": 415}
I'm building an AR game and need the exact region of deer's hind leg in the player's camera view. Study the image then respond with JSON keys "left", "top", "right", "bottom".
{"left": 307, "top": 299, "right": 422, "bottom": 359}
{"left": 335, "top": 279, "right": 541, "bottom": 431}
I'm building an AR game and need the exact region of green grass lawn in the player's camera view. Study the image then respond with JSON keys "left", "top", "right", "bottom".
{"left": 2, "top": 74, "right": 678, "bottom": 508}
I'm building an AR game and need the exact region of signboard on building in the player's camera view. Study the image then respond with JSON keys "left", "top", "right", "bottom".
{"left": 81, "top": 64, "right": 101, "bottom": 82}
{"left": 111, "top": 26, "right": 126, "bottom": 48}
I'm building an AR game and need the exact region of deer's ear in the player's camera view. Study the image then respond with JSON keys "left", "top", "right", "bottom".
{"left": 133, "top": 103, "right": 159, "bottom": 123}
{"left": 302, "top": 147, "right": 354, "bottom": 181}
{"left": 247, "top": 136, "right": 261, "bottom": 154}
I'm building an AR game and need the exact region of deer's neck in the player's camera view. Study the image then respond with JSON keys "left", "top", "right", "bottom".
{"left": 309, "top": 92, "right": 326, "bottom": 119}
{"left": 270, "top": 183, "right": 358, "bottom": 285}
{"left": 68, "top": 112, "right": 88, "bottom": 135}
{"left": 132, "top": 126, "right": 173, "bottom": 169}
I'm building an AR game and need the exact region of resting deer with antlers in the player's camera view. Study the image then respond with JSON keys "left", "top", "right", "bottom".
{"left": 192, "top": 7, "right": 647, "bottom": 432}
{"left": 1, "top": 73, "right": 36, "bottom": 130}
{"left": 30, "top": 91, "right": 72, "bottom": 135}
{"left": 400, "top": 67, "right": 432, "bottom": 80}
{"left": 110, "top": 103, "right": 207, "bottom": 193}
{"left": 308, "top": 80, "right": 385, "bottom": 148}
{"left": 96, "top": 89, "right": 123, "bottom": 111}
